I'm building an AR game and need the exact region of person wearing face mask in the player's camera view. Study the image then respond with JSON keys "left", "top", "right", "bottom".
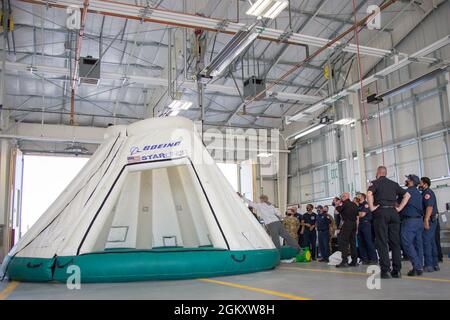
{"left": 418, "top": 177, "right": 440, "bottom": 272}
{"left": 400, "top": 175, "right": 424, "bottom": 277}
{"left": 300, "top": 204, "right": 317, "bottom": 261}
{"left": 316, "top": 205, "right": 333, "bottom": 262}
{"left": 283, "top": 208, "right": 301, "bottom": 244}
{"left": 356, "top": 192, "right": 378, "bottom": 265}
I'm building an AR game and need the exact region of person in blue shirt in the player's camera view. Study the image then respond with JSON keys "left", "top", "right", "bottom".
{"left": 419, "top": 177, "right": 439, "bottom": 272}
{"left": 300, "top": 204, "right": 317, "bottom": 260}
{"left": 400, "top": 175, "right": 424, "bottom": 277}
{"left": 356, "top": 192, "right": 378, "bottom": 265}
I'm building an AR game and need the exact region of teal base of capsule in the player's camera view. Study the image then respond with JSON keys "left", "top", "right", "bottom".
{"left": 5, "top": 248, "right": 280, "bottom": 283}
{"left": 279, "top": 246, "right": 298, "bottom": 260}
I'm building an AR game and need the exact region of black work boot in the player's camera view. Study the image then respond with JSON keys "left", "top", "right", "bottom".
{"left": 391, "top": 270, "right": 401, "bottom": 278}
{"left": 407, "top": 269, "right": 422, "bottom": 277}
{"left": 336, "top": 262, "right": 349, "bottom": 268}
{"left": 380, "top": 271, "right": 392, "bottom": 279}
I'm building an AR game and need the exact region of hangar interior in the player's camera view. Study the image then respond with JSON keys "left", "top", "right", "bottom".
{"left": 0, "top": 0, "right": 449, "bottom": 299}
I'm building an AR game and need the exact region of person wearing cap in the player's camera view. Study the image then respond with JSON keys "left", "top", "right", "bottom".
{"left": 400, "top": 175, "right": 424, "bottom": 276}
{"left": 300, "top": 204, "right": 317, "bottom": 260}
{"left": 418, "top": 177, "right": 440, "bottom": 272}
{"left": 356, "top": 192, "right": 378, "bottom": 265}
{"left": 316, "top": 205, "right": 333, "bottom": 262}
{"left": 367, "top": 166, "right": 411, "bottom": 279}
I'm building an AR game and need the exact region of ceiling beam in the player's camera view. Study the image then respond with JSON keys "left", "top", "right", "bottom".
{"left": 3, "top": 62, "right": 323, "bottom": 104}
{"left": 17, "top": 0, "right": 400, "bottom": 58}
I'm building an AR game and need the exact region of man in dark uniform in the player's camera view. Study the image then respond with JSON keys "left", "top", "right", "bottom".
{"left": 300, "top": 204, "right": 317, "bottom": 260}
{"left": 419, "top": 177, "right": 440, "bottom": 272}
{"left": 316, "top": 205, "right": 333, "bottom": 262}
{"left": 335, "top": 192, "right": 358, "bottom": 268}
{"left": 367, "top": 166, "right": 411, "bottom": 279}
{"left": 356, "top": 192, "right": 378, "bottom": 265}
{"left": 400, "top": 175, "right": 424, "bottom": 277}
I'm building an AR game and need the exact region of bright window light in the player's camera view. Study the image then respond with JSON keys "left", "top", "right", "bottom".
{"left": 246, "top": 0, "right": 288, "bottom": 19}
{"left": 22, "top": 155, "right": 89, "bottom": 237}
{"left": 217, "top": 163, "right": 238, "bottom": 191}
{"left": 294, "top": 123, "right": 326, "bottom": 140}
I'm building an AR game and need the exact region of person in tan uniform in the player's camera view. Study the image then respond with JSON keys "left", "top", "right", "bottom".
{"left": 283, "top": 208, "right": 301, "bottom": 243}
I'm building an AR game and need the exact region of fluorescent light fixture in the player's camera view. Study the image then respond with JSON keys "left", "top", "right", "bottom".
{"left": 334, "top": 118, "right": 355, "bottom": 126}
{"left": 257, "top": 152, "right": 273, "bottom": 157}
{"left": 168, "top": 99, "right": 192, "bottom": 111}
{"left": 64, "top": 144, "right": 89, "bottom": 155}
{"left": 294, "top": 123, "right": 326, "bottom": 140}
{"left": 169, "top": 109, "right": 180, "bottom": 116}
{"left": 246, "top": 0, "right": 288, "bottom": 19}
{"left": 201, "top": 27, "right": 258, "bottom": 78}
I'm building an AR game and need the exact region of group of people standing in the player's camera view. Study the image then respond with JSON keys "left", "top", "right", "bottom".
{"left": 241, "top": 165, "right": 444, "bottom": 279}
{"left": 364, "top": 167, "right": 443, "bottom": 278}
{"left": 283, "top": 204, "right": 334, "bottom": 262}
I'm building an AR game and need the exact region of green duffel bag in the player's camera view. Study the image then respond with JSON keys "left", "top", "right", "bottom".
{"left": 295, "top": 247, "right": 311, "bottom": 263}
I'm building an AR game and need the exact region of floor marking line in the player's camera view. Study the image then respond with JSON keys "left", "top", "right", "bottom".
{"left": 199, "top": 278, "right": 311, "bottom": 300}
{"left": 279, "top": 267, "right": 450, "bottom": 284}
{"left": 0, "top": 281, "right": 19, "bottom": 300}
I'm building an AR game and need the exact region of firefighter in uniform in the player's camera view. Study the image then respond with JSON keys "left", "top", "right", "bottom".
{"left": 316, "top": 205, "right": 332, "bottom": 262}
{"left": 356, "top": 193, "right": 378, "bottom": 265}
{"left": 419, "top": 177, "right": 440, "bottom": 272}
{"left": 367, "top": 166, "right": 411, "bottom": 279}
{"left": 400, "top": 175, "right": 424, "bottom": 277}
{"left": 300, "top": 204, "right": 317, "bottom": 260}
{"left": 335, "top": 192, "right": 358, "bottom": 267}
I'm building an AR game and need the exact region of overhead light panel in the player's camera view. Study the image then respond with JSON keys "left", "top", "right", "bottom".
{"left": 257, "top": 152, "right": 273, "bottom": 158}
{"left": 64, "top": 143, "right": 89, "bottom": 156}
{"left": 169, "top": 109, "right": 180, "bottom": 116}
{"left": 334, "top": 118, "right": 355, "bottom": 126}
{"left": 246, "top": 0, "right": 288, "bottom": 19}
{"left": 294, "top": 123, "right": 326, "bottom": 140}
{"left": 167, "top": 99, "right": 192, "bottom": 116}
{"left": 168, "top": 99, "right": 192, "bottom": 111}
{"left": 201, "top": 26, "right": 258, "bottom": 78}
{"left": 367, "top": 67, "right": 448, "bottom": 104}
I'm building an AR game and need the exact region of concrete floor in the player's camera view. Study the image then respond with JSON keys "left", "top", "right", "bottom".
{"left": 1, "top": 259, "right": 449, "bottom": 300}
